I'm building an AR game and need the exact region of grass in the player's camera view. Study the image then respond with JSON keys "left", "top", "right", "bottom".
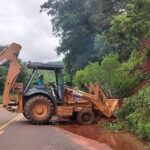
{"left": 101, "top": 120, "right": 124, "bottom": 132}
{"left": 0, "top": 95, "right": 2, "bottom": 104}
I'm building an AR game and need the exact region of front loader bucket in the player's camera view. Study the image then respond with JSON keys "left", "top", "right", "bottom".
{"left": 104, "top": 99, "right": 119, "bottom": 117}
{"left": 85, "top": 83, "right": 119, "bottom": 118}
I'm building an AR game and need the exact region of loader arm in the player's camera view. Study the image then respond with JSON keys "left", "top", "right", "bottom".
{"left": 0, "top": 43, "right": 22, "bottom": 108}
{"left": 65, "top": 83, "right": 119, "bottom": 118}
{"left": 85, "top": 83, "right": 119, "bottom": 117}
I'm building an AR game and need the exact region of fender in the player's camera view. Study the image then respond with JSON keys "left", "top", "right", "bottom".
{"left": 24, "top": 88, "right": 56, "bottom": 106}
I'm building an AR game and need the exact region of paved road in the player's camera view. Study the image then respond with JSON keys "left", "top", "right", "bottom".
{"left": 0, "top": 106, "right": 112, "bottom": 150}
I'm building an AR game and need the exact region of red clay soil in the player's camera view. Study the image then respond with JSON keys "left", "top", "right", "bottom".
{"left": 140, "top": 39, "right": 150, "bottom": 51}
{"left": 139, "top": 38, "right": 150, "bottom": 74}
{"left": 135, "top": 55, "right": 150, "bottom": 93}
{"left": 59, "top": 123, "right": 148, "bottom": 150}
{"left": 133, "top": 79, "right": 148, "bottom": 94}
{"left": 140, "top": 58, "right": 150, "bottom": 73}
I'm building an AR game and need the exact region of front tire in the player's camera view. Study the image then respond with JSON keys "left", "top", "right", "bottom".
{"left": 24, "top": 95, "right": 54, "bottom": 124}
{"left": 77, "top": 110, "right": 95, "bottom": 125}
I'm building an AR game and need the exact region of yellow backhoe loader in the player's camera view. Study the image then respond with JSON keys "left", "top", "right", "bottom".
{"left": 0, "top": 43, "right": 119, "bottom": 125}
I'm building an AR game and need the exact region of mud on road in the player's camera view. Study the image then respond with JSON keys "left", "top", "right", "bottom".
{"left": 55, "top": 120, "right": 149, "bottom": 150}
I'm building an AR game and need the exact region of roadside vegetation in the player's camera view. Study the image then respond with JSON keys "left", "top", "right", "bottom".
{"left": 41, "top": 0, "right": 150, "bottom": 140}
{"left": 73, "top": 51, "right": 143, "bottom": 98}
{"left": 116, "top": 85, "right": 150, "bottom": 140}
{"left": 0, "top": 95, "right": 2, "bottom": 104}
{"left": 0, "top": 0, "right": 149, "bottom": 141}
{"left": 102, "top": 85, "right": 150, "bottom": 140}
{"left": 72, "top": 1, "right": 150, "bottom": 140}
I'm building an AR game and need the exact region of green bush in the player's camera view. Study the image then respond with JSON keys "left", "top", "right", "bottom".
{"left": 73, "top": 62, "right": 101, "bottom": 89}
{"left": 73, "top": 53, "right": 121, "bottom": 94}
{"left": 73, "top": 52, "right": 141, "bottom": 97}
{"left": 110, "top": 69, "right": 140, "bottom": 97}
{"left": 116, "top": 85, "right": 150, "bottom": 140}
{"left": 137, "top": 122, "right": 150, "bottom": 139}
{"left": 102, "top": 121, "right": 123, "bottom": 132}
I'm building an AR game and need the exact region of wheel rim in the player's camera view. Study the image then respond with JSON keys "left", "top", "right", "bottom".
{"left": 82, "top": 113, "right": 91, "bottom": 122}
{"left": 32, "top": 103, "right": 48, "bottom": 119}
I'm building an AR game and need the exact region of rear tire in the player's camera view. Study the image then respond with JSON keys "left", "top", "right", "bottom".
{"left": 24, "top": 95, "right": 54, "bottom": 124}
{"left": 23, "top": 111, "right": 30, "bottom": 119}
{"left": 77, "top": 110, "right": 95, "bottom": 125}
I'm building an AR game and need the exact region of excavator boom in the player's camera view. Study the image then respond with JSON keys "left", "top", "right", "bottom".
{"left": 0, "top": 43, "right": 22, "bottom": 108}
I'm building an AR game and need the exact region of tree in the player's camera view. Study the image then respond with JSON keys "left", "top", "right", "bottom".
{"left": 96, "top": 0, "right": 150, "bottom": 61}
{"left": 41, "top": 0, "right": 130, "bottom": 73}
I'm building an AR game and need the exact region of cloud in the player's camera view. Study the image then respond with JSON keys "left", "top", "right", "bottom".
{"left": 0, "top": 0, "right": 63, "bottom": 62}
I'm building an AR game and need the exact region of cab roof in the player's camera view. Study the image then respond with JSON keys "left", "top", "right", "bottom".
{"left": 27, "top": 62, "right": 63, "bottom": 70}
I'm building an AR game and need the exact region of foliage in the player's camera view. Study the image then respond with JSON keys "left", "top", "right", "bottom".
{"left": 63, "top": 73, "right": 72, "bottom": 86}
{"left": 101, "top": 121, "right": 123, "bottom": 132}
{"left": 35, "top": 70, "right": 56, "bottom": 83}
{"left": 73, "top": 62, "right": 101, "bottom": 89}
{"left": 41, "top": 0, "right": 150, "bottom": 140}
{"left": 116, "top": 85, "right": 150, "bottom": 140}
{"left": 94, "top": 33, "right": 114, "bottom": 61}
{"left": 41, "top": 0, "right": 130, "bottom": 73}
{"left": 111, "top": 50, "right": 142, "bottom": 97}
{"left": 73, "top": 52, "right": 141, "bottom": 97}
{"left": 0, "top": 95, "right": 2, "bottom": 104}
{"left": 96, "top": 0, "right": 150, "bottom": 61}
{"left": 17, "top": 60, "right": 29, "bottom": 83}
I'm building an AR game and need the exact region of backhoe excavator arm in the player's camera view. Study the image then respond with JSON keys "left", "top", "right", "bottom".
{"left": 0, "top": 43, "right": 22, "bottom": 109}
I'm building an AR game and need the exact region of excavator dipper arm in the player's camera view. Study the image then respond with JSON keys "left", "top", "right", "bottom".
{"left": 0, "top": 43, "right": 22, "bottom": 109}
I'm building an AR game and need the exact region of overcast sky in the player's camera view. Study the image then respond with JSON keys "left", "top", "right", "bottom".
{"left": 0, "top": 0, "right": 63, "bottom": 62}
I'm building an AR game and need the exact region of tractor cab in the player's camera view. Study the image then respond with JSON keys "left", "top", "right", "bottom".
{"left": 24, "top": 62, "right": 64, "bottom": 104}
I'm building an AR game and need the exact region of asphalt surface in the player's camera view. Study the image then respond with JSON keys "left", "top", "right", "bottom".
{"left": 0, "top": 106, "right": 112, "bottom": 150}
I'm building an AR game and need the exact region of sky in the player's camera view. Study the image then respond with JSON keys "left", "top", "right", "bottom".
{"left": 0, "top": 0, "right": 63, "bottom": 62}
